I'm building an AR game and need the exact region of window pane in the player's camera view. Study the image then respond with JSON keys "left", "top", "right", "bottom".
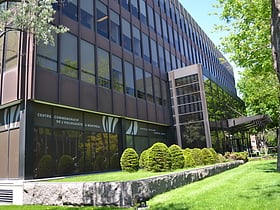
{"left": 154, "top": 77, "right": 162, "bottom": 105}
{"left": 80, "top": 0, "right": 93, "bottom": 29}
{"left": 122, "top": 18, "right": 132, "bottom": 52}
{"left": 5, "top": 31, "right": 19, "bottom": 72}
{"left": 133, "top": 26, "right": 141, "bottom": 57}
{"left": 97, "top": 48, "right": 110, "bottom": 88}
{"left": 81, "top": 40, "right": 95, "bottom": 84}
{"left": 158, "top": 44, "right": 165, "bottom": 73}
{"left": 96, "top": 0, "right": 109, "bottom": 39}
{"left": 155, "top": 12, "right": 162, "bottom": 37}
{"left": 140, "top": 0, "right": 147, "bottom": 24}
{"left": 162, "top": 18, "right": 168, "bottom": 42}
{"left": 131, "top": 0, "right": 139, "bottom": 18}
{"left": 110, "top": 10, "right": 121, "bottom": 44}
{"left": 121, "top": 0, "right": 130, "bottom": 11}
{"left": 150, "top": 39, "right": 158, "bottom": 68}
{"left": 37, "top": 34, "right": 58, "bottom": 72}
{"left": 165, "top": 49, "right": 171, "bottom": 71}
{"left": 161, "top": 80, "right": 167, "bottom": 106}
{"left": 145, "top": 72, "right": 153, "bottom": 102}
{"left": 142, "top": 33, "right": 150, "bottom": 62}
{"left": 135, "top": 67, "right": 145, "bottom": 99}
{"left": 60, "top": 33, "right": 78, "bottom": 78}
{"left": 112, "top": 55, "right": 123, "bottom": 92}
{"left": 124, "top": 61, "right": 135, "bottom": 96}
{"left": 147, "top": 5, "right": 155, "bottom": 31}
{"left": 62, "top": 0, "right": 78, "bottom": 21}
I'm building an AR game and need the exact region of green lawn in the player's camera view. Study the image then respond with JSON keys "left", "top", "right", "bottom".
{"left": 148, "top": 159, "right": 280, "bottom": 210}
{"left": 0, "top": 159, "right": 279, "bottom": 210}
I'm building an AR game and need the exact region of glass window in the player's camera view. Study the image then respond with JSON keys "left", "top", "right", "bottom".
{"left": 122, "top": 18, "right": 132, "bottom": 52}
{"left": 165, "top": 0, "right": 170, "bottom": 17}
{"left": 162, "top": 18, "right": 168, "bottom": 42}
{"left": 147, "top": 5, "right": 155, "bottom": 31}
{"left": 81, "top": 39, "right": 95, "bottom": 84}
{"left": 165, "top": 49, "right": 171, "bottom": 71}
{"left": 159, "top": 0, "right": 165, "bottom": 10}
{"left": 4, "top": 31, "right": 19, "bottom": 72}
{"left": 168, "top": 24, "right": 174, "bottom": 48}
{"left": 171, "top": 54, "right": 176, "bottom": 70}
{"left": 150, "top": 39, "right": 158, "bottom": 68}
{"left": 97, "top": 48, "right": 110, "bottom": 88}
{"left": 131, "top": 0, "right": 139, "bottom": 18}
{"left": 60, "top": 33, "right": 78, "bottom": 78}
{"left": 37, "top": 34, "right": 57, "bottom": 72}
{"left": 133, "top": 26, "right": 141, "bottom": 57}
{"left": 154, "top": 77, "right": 162, "bottom": 105}
{"left": 170, "top": 3, "right": 175, "bottom": 23}
{"left": 96, "top": 0, "right": 109, "bottom": 39}
{"left": 140, "top": 0, "right": 147, "bottom": 24}
{"left": 62, "top": 0, "right": 78, "bottom": 21}
{"left": 110, "top": 10, "right": 121, "bottom": 44}
{"left": 145, "top": 72, "right": 153, "bottom": 102}
{"left": 174, "top": 30, "right": 180, "bottom": 52}
{"left": 161, "top": 80, "right": 168, "bottom": 106}
{"left": 80, "top": 0, "right": 93, "bottom": 29}
{"left": 112, "top": 55, "right": 123, "bottom": 92}
{"left": 158, "top": 44, "right": 165, "bottom": 73}
{"left": 155, "top": 12, "right": 162, "bottom": 37}
{"left": 142, "top": 33, "right": 150, "bottom": 62}
{"left": 135, "top": 67, "right": 145, "bottom": 99}
{"left": 121, "top": 0, "right": 130, "bottom": 11}
{"left": 124, "top": 61, "right": 135, "bottom": 96}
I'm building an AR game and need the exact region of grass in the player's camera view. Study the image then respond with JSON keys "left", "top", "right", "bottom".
{"left": 148, "top": 159, "right": 280, "bottom": 210}
{"left": 0, "top": 159, "right": 279, "bottom": 210}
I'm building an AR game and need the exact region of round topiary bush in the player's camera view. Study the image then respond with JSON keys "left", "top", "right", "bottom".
{"left": 169, "top": 144, "right": 185, "bottom": 170}
{"left": 183, "top": 148, "right": 196, "bottom": 168}
{"left": 120, "top": 148, "right": 139, "bottom": 172}
{"left": 147, "top": 142, "right": 171, "bottom": 172}
{"left": 191, "top": 148, "right": 204, "bottom": 166}
{"left": 37, "top": 154, "right": 54, "bottom": 178}
{"left": 58, "top": 155, "right": 74, "bottom": 175}
{"left": 201, "top": 148, "right": 215, "bottom": 165}
{"left": 208, "top": 148, "right": 220, "bottom": 163}
{"left": 139, "top": 149, "right": 149, "bottom": 169}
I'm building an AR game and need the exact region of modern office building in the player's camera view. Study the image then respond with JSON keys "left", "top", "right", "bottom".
{"left": 0, "top": 0, "right": 263, "bottom": 180}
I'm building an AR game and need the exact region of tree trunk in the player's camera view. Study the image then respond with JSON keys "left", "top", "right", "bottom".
{"left": 271, "top": 0, "right": 280, "bottom": 171}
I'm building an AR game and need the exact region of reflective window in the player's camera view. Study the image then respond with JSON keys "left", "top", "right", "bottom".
{"left": 96, "top": 0, "right": 109, "bottom": 39}
{"left": 171, "top": 54, "right": 177, "bottom": 69}
{"left": 168, "top": 24, "right": 174, "bottom": 48}
{"left": 62, "top": 0, "right": 78, "bottom": 21}
{"left": 135, "top": 67, "right": 145, "bottom": 99}
{"left": 170, "top": 3, "right": 175, "bottom": 23}
{"left": 81, "top": 39, "right": 95, "bottom": 84}
{"left": 110, "top": 10, "right": 121, "bottom": 44}
{"left": 147, "top": 5, "right": 155, "bottom": 31}
{"left": 4, "top": 31, "right": 19, "bottom": 72}
{"left": 155, "top": 12, "right": 162, "bottom": 37}
{"left": 162, "top": 18, "right": 168, "bottom": 42}
{"left": 124, "top": 61, "right": 135, "bottom": 96}
{"left": 154, "top": 77, "right": 162, "bottom": 105}
{"left": 165, "top": 0, "right": 170, "bottom": 17}
{"left": 133, "top": 26, "right": 141, "bottom": 57}
{"left": 112, "top": 55, "right": 123, "bottom": 92}
{"left": 122, "top": 18, "right": 132, "bottom": 52}
{"left": 37, "top": 34, "right": 57, "bottom": 72}
{"left": 140, "top": 0, "right": 147, "bottom": 24}
{"left": 161, "top": 80, "right": 168, "bottom": 106}
{"left": 97, "top": 48, "right": 110, "bottom": 88}
{"left": 174, "top": 30, "right": 180, "bottom": 52}
{"left": 158, "top": 44, "right": 165, "bottom": 73}
{"left": 165, "top": 49, "right": 171, "bottom": 71}
{"left": 60, "top": 33, "right": 78, "bottom": 78}
{"left": 121, "top": 0, "right": 130, "bottom": 11}
{"left": 145, "top": 72, "right": 153, "bottom": 102}
{"left": 150, "top": 39, "right": 158, "bottom": 68}
{"left": 131, "top": 0, "right": 139, "bottom": 18}
{"left": 80, "top": 0, "right": 93, "bottom": 29}
{"left": 142, "top": 33, "right": 150, "bottom": 62}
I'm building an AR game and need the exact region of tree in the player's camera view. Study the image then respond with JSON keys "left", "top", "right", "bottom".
{"left": 0, "top": 0, "right": 67, "bottom": 45}
{"left": 214, "top": 0, "right": 280, "bottom": 169}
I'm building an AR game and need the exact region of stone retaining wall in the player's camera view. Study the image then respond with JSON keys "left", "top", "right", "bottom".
{"left": 23, "top": 161, "right": 243, "bottom": 207}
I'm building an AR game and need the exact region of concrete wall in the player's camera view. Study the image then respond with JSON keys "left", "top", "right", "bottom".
{"left": 23, "top": 161, "right": 243, "bottom": 207}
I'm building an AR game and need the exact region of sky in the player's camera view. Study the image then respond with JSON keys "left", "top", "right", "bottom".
{"left": 179, "top": 0, "right": 242, "bottom": 85}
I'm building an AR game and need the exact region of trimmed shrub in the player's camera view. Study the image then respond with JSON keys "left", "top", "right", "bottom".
{"left": 217, "top": 153, "right": 228, "bottom": 162}
{"left": 191, "top": 148, "right": 204, "bottom": 166}
{"left": 58, "top": 155, "right": 74, "bottom": 175}
{"left": 201, "top": 148, "right": 215, "bottom": 165}
{"left": 37, "top": 154, "right": 54, "bottom": 178}
{"left": 169, "top": 144, "right": 185, "bottom": 170}
{"left": 147, "top": 142, "right": 171, "bottom": 172}
{"left": 209, "top": 148, "right": 220, "bottom": 163}
{"left": 183, "top": 148, "right": 196, "bottom": 168}
{"left": 120, "top": 148, "right": 139, "bottom": 172}
{"left": 224, "top": 152, "right": 248, "bottom": 162}
{"left": 139, "top": 149, "right": 149, "bottom": 169}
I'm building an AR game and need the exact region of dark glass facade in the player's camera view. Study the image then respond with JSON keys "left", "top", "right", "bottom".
{"left": 0, "top": 0, "right": 243, "bottom": 179}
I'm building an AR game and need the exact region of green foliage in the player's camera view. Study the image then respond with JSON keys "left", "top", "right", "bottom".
{"left": 147, "top": 142, "right": 171, "bottom": 172}
{"left": 169, "top": 144, "right": 185, "bottom": 170}
{"left": 201, "top": 148, "right": 216, "bottom": 165}
{"left": 120, "top": 148, "right": 139, "bottom": 172}
{"left": 0, "top": 0, "right": 68, "bottom": 45}
{"left": 208, "top": 148, "right": 220, "bottom": 163}
{"left": 183, "top": 148, "right": 196, "bottom": 168}
{"left": 37, "top": 154, "right": 54, "bottom": 178}
{"left": 224, "top": 152, "right": 248, "bottom": 162}
{"left": 139, "top": 149, "right": 149, "bottom": 169}
{"left": 58, "top": 155, "right": 74, "bottom": 175}
{"left": 191, "top": 148, "right": 204, "bottom": 166}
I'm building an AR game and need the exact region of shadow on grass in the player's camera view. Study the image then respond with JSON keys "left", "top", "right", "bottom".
{"left": 254, "top": 160, "right": 280, "bottom": 173}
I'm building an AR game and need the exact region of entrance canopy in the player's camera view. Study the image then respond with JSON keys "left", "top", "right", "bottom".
{"left": 227, "top": 115, "right": 272, "bottom": 132}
